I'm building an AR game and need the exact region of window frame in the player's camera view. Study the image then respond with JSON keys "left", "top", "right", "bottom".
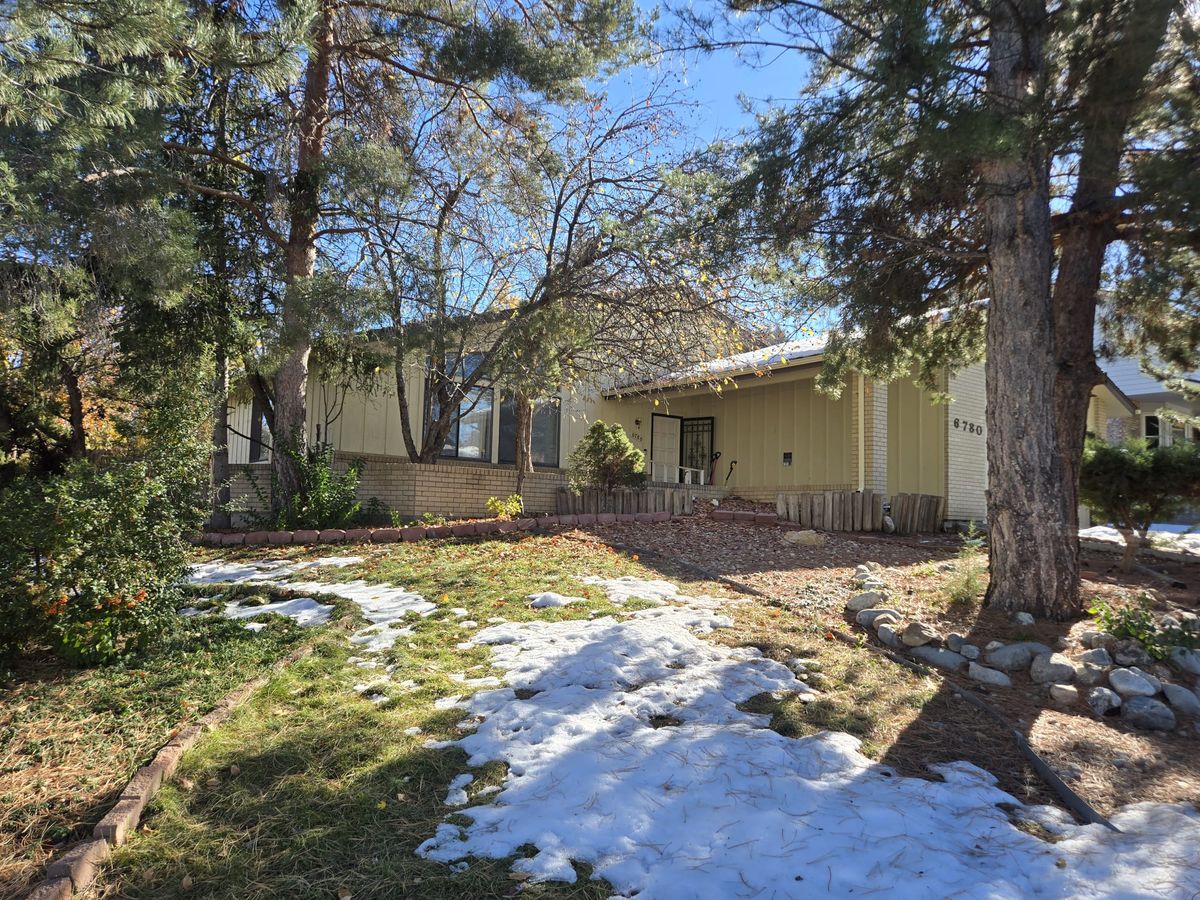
{"left": 498, "top": 395, "right": 562, "bottom": 469}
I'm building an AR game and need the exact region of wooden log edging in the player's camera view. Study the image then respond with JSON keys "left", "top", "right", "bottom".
{"left": 24, "top": 643, "right": 316, "bottom": 900}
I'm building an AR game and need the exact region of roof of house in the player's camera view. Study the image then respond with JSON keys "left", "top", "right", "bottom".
{"left": 606, "top": 336, "right": 827, "bottom": 396}
{"left": 607, "top": 334, "right": 1139, "bottom": 416}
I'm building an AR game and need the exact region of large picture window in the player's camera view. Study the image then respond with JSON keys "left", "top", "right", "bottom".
{"left": 499, "top": 396, "right": 561, "bottom": 468}
{"left": 437, "top": 387, "right": 494, "bottom": 461}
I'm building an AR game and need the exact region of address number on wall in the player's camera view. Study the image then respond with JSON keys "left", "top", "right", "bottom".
{"left": 953, "top": 417, "right": 984, "bottom": 436}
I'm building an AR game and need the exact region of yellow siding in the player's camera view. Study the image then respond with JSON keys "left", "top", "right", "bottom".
{"left": 585, "top": 367, "right": 856, "bottom": 494}
{"left": 886, "top": 378, "right": 946, "bottom": 497}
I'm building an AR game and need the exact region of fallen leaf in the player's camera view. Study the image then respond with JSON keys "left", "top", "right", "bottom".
{"left": 229, "top": 764, "right": 241, "bottom": 776}
{"left": 337, "top": 887, "right": 352, "bottom": 899}
{"left": 180, "top": 875, "right": 194, "bottom": 891}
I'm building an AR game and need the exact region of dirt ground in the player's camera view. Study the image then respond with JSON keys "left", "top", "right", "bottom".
{"left": 579, "top": 510, "right": 1200, "bottom": 819}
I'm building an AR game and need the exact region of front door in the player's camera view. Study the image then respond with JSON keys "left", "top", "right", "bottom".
{"left": 681, "top": 417, "right": 714, "bottom": 482}
{"left": 651, "top": 414, "right": 681, "bottom": 483}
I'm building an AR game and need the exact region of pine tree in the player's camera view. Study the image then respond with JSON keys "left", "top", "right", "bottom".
{"left": 692, "top": 0, "right": 1199, "bottom": 618}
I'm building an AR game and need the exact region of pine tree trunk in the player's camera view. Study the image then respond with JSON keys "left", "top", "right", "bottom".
{"left": 271, "top": 0, "right": 333, "bottom": 515}
{"left": 59, "top": 359, "right": 86, "bottom": 460}
{"left": 1118, "top": 528, "right": 1143, "bottom": 574}
{"left": 514, "top": 393, "right": 533, "bottom": 508}
{"left": 982, "top": 0, "right": 1080, "bottom": 620}
{"left": 209, "top": 346, "right": 232, "bottom": 529}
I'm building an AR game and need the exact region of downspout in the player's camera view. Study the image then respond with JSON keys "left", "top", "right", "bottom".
{"left": 856, "top": 373, "right": 865, "bottom": 492}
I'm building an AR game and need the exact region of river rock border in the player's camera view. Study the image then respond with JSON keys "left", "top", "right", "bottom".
{"left": 197, "top": 511, "right": 688, "bottom": 548}
{"left": 25, "top": 643, "right": 315, "bottom": 899}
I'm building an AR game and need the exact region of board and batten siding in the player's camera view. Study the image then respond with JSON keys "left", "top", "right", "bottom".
{"left": 228, "top": 361, "right": 577, "bottom": 467}
{"left": 945, "top": 364, "right": 988, "bottom": 524}
{"left": 592, "top": 365, "right": 857, "bottom": 499}
{"left": 886, "top": 377, "right": 947, "bottom": 499}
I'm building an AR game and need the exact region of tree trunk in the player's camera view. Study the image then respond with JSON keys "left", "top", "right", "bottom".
{"left": 982, "top": 0, "right": 1080, "bottom": 619}
{"left": 514, "top": 392, "right": 534, "bottom": 509}
{"left": 1118, "top": 528, "right": 1143, "bottom": 574}
{"left": 59, "top": 359, "right": 86, "bottom": 460}
{"left": 209, "top": 345, "right": 232, "bottom": 529}
{"left": 1049, "top": 0, "right": 1177, "bottom": 566}
{"left": 271, "top": 0, "right": 334, "bottom": 515}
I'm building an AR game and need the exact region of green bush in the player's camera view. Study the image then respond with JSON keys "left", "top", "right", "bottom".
{"left": 0, "top": 460, "right": 192, "bottom": 664}
{"left": 246, "top": 442, "right": 364, "bottom": 530}
{"left": 944, "top": 521, "right": 986, "bottom": 608}
{"left": 1080, "top": 437, "right": 1200, "bottom": 571}
{"left": 566, "top": 421, "right": 646, "bottom": 492}
{"left": 1089, "top": 593, "right": 1200, "bottom": 660}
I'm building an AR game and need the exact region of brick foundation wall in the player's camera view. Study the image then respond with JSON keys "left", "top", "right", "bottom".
{"left": 225, "top": 455, "right": 568, "bottom": 524}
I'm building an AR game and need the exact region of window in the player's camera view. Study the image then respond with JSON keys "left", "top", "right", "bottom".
{"left": 437, "top": 387, "right": 494, "bottom": 461}
{"left": 498, "top": 396, "right": 561, "bottom": 468}
{"left": 249, "top": 398, "right": 271, "bottom": 462}
{"left": 1145, "top": 415, "right": 1160, "bottom": 448}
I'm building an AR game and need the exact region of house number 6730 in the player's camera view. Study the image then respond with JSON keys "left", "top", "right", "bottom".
{"left": 953, "top": 418, "right": 983, "bottom": 436}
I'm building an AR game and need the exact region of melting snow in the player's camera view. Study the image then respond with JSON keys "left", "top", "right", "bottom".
{"left": 187, "top": 560, "right": 435, "bottom": 652}
{"left": 528, "top": 591, "right": 587, "bottom": 608}
{"left": 222, "top": 597, "right": 334, "bottom": 628}
{"left": 1081, "top": 525, "right": 1200, "bottom": 558}
{"left": 418, "top": 581, "right": 1200, "bottom": 898}
{"left": 579, "top": 575, "right": 680, "bottom": 605}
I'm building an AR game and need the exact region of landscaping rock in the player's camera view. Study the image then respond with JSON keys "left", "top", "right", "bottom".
{"left": 845, "top": 591, "right": 886, "bottom": 613}
{"left": 1108, "top": 667, "right": 1159, "bottom": 698}
{"left": 959, "top": 644, "right": 980, "bottom": 661}
{"left": 1077, "top": 647, "right": 1113, "bottom": 667}
{"left": 1075, "top": 662, "right": 1107, "bottom": 687}
{"left": 46, "top": 838, "right": 110, "bottom": 891}
{"left": 783, "top": 530, "right": 825, "bottom": 546}
{"left": 318, "top": 529, "right": 347, "bottom": 543}
{"left": 945, "top": 633, "right": 964, "bottom": 653}
{"left": 901, "top": 622, "right": 940, "bottom": 647}
{"left": 1113, "top": 638, "right": 1153, "bottom": 668}
{"left": 371, "top": 528, "right": 402, "bottom": 543}
{"left": 859, "top": 578, "right": 887, "bottom": 591}
{"left": 876, "top": 623, "right": 901, "bottom": 649}
{"left": 293, "top": 529, "right": 319, "bottom": 544}
{"left": 985, "top": 641, "right": 1052, "bottom": 672}
{"left": 984, "top": 640, "right": 1005, "bottom": 652}
{"left": 1048, "top": 684, "right": 1079, "bottom": 706}
{"left": 968, "top": 662, "right": 1012, "bottom": 687}
{"left": 909, "top": 645, "right": 966, "bottom": 672}
{"left": 1162, "top": 682, "right": 1200, "bottom": 717}
{"left": 1086, "top": 686, "right": 1121, "bottom": 716}
{"left": 1121, "top": 696, "right": 1176, "bottom": 731}
{"left": 266, "top": 530, "right": 293, "bottom": 545}
{"left": 1169, "top": 647, "right": 1200, "bottom": 676}
{"left": 26, "top": 878, "right": 72, "bottom": 900}
{"left": 1030, "top": 652, "right": 1076, "bottom": 684}
{"left": 1129, "top": 666, "right": 1163, "bottom": 693}
{"left": 855, "top": 608, "right": 901, "bottom": 629}
{"left": 882, "top": 515, "right": 895, "bottom": 533}
{"left": 1010, "top": 611, "right": 1035, "bottom": 626}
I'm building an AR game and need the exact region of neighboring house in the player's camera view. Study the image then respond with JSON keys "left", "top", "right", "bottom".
{"left": 1096, "top": 354, "right": 1199, "bottom": 526}
{"left": 1097, "top": 355, "right": 1200, "bottom": 447}
{"left": 226, "top": 337, "right": 1133, "bottom": 529}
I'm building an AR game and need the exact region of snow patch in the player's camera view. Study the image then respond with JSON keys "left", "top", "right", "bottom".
{"left": 418, "top": 581, "right": 1200, "bottom": 898}
{"left": 222, "top": 597, "right": 334, "bottom": 628}
{"left": 528, "top": 591, "right": 587, "bottom": 608}
{"left": 579, "top": 575, "right": 680, "bottom": 605}
{"left": 1081, "top": 525, "right": 1200, "bottom": 557}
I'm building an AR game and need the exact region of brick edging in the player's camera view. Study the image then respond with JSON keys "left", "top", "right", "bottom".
{"left": 25, "top": 643, "right": 315, "bottom": 899}
{"left": 193, "top": 510, "right": 718, "bottom": 548}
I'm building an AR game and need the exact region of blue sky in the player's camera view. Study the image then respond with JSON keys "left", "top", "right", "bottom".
{"left": 599, "top": 0, "right": 811, "bottom": 148}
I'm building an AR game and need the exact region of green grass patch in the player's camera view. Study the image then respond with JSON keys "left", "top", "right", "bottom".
{"left": 0, "top": 616, "right": 307, "bottom": 897}
{"left": 98, "top": 534, "right": 730, "bottom": 899}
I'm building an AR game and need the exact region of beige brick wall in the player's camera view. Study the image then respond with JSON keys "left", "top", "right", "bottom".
{"left": 863, "top": 378, "right": 889, "bottom": 493}
{"left": 224, "top": 455, "right": 569, "bottom": 524}
{"left": 946, "top": 364, "right": 988, "bottom": 524}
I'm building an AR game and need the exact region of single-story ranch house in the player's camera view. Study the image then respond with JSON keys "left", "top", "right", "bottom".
{"left": 226, "top": 336, "right": 1143, "bottom": 529}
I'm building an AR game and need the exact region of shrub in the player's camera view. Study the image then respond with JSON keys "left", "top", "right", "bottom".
{"left": 0, "top": 460, "right": 191, "bottom": 664}
{"left": 566, "top": 421, "right": 646, "bottom": 492}
{"left": 1080, "top": 437, "right": 1200, "bottom": 572}
{"left": 944, "top": 521, "right": 986, "bottom": 608}
{"left": 486, "top": 494, "right": 524, "bottom": 519}
{"left": 245, "top": 442, "right": 364, "bottom": 530}
{"left": 1089, "top": 593, "right": 1200, "bottom": 660}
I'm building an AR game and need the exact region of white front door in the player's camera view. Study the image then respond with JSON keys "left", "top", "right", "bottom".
{"left": 651, "top": 414, "right": 680, "bottom": 483}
